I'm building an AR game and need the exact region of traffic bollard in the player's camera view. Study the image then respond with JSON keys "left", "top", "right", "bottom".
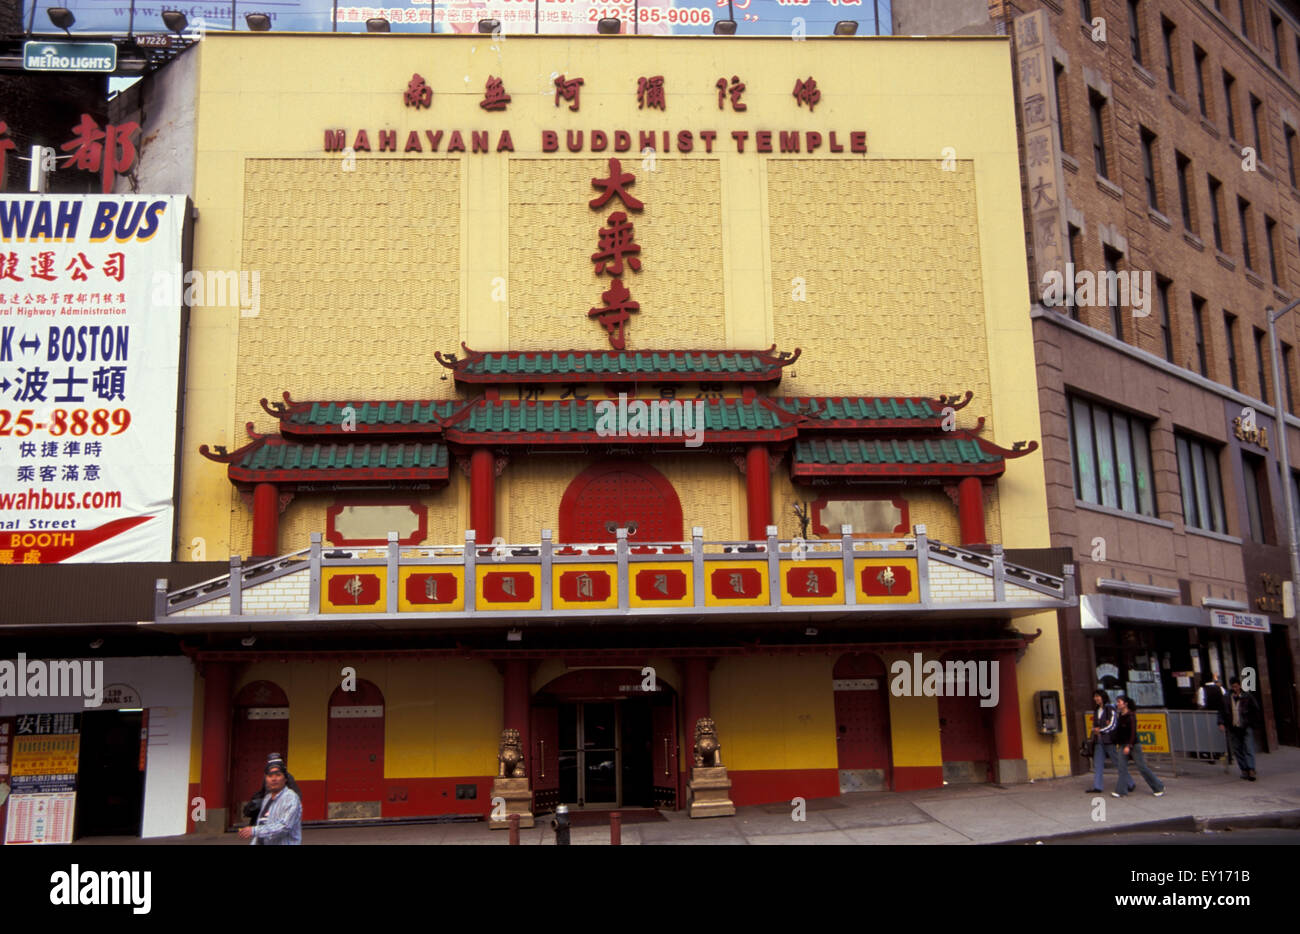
{"left": 508, "top": 813, "right": 520, "bottom": 845}
{"left": 610, "top": 810, "right": 621, "bottom": 846}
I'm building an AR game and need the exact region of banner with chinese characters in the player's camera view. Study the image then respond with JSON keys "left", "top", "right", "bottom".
{"left": 0, "top": 195, "right": 187, "bottom": 563}
{"left": 17, "top": 0, "right": 891, "bottom": 37}
{"left": 4, "top": 713, "right": 81, "bottom": 846}
{"left": 1013, "top": 10, "right": 1067, "bottom": 305}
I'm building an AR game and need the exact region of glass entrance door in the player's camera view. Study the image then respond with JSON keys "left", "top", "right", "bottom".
{"left": 557, "top": 702, "right": 621, "bottom": 807}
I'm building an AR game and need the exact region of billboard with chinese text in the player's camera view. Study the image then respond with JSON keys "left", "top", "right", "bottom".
{"left": 0, "top": 195, "right": 187, "bottom": 563}
{"left": 20, "top": 0, "right": 890, "bottom": 37}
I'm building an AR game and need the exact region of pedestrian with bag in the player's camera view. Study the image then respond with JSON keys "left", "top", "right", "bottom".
{"left": 1112, "top": 694, "right": 1165, "bottom": 797}
{"left": 1085, "top": 689, "right": 1123, "bottom": 793}
{"left": 238, "top": 758, "right": 302, "bottom": 845}
{"left": 1219, "top": 676, "right": 1261, "bottom": 781}
{"left": 244, "top": 752, "right": 301, "bottom": 826}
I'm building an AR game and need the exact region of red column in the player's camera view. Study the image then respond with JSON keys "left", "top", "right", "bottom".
{"left": 470, "top": 448, "right": 496, "bottom": 543}
{"left": 991, "top": 649, "right": 1023, "bottom": 773}
{"left": 503, "top": 659, "right": 530, "bottom": 760}
{"left": 957, "top": 476, "right": 986, "bottom": 545}
{"left": 198, "top": 662, "right": 234, "bottom": 832}
{"left": 745, "top": 444, "right": 771, "bottom": 541}
{"left": 251, "top": 482, "right": 279, "bottom": 557}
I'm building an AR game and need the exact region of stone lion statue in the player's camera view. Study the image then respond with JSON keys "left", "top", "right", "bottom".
{"left": 694, "top": 717, "right": 722, "bottom": 768}
{"left": 498, "top": 728, "right": 526, "bottom": 778}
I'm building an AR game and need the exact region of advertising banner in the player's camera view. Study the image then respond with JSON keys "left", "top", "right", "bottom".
{"left": 20, "top": 0, "right": 891, "bottom": 36}
{"left": 0, "top": 195, "right": 186, "bottom": 563}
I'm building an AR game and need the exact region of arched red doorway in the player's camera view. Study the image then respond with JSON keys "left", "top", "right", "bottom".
{"left": 833, "top": 653, "right": 893, "bottom": 791}
{"left": 530, "top": 668, "right": 678, "bottom": 812}
{"left": 326, "top": 680, "right": 385, "bottom": 820}
{"left": 229, "top": 680, "right": 289, "bottom": 829}
{"left": 558, "top": 460, "right": 684, "bottom": 543}
{"left": 937, "top": 652, "right": 995, "bottom": 784}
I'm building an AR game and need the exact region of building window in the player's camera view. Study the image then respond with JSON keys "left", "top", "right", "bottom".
{"left": 1053, "top": 60, "right": 1070, "bottom": 154}
{"left": 1177, "top": 151, "right": 1195, "bottom": 230}
{"left": 1287, "top": 125, "right": 1298, "bottom": 187}
{"left": 1225, "top": 311, "right": 1240, "bottom": 390}
{"left": 1162, "top": 16, "right": 1179, "bottom": 91}
{"left": 1266, "top": 215, "right": 1280, "bottom": 285}
{"left": 1070, "top": 396, "right": 1156, "bottom": 517}
{"left": 1081, "top": 0, "right": 1092, "bottom": 22}
{"left": 1193, "top": 294, "right": 1209, "bottom": 376}
{"left": 1273, "top": 13, "right": 1285, "bottom": 70}
{"left": 1284, "top": 342, "right": 1296, "bottom": 414}
{"left": 1238, "top": 197, "right": 1253, "bottom": 270}
{"left": 1194, "top": 45, "right": 1209, "bottom": 117}
{"left": 1223, "top": 70, "right": 1237, "bottom": 138}
{"left": 1157, "top": 275, "right": 1174, "bottom": 362}
{"left": 1255, "top": 326, "right": 1270, "bottom": 403}
{"left": 1208, "top": 174, "right": 1224, "bottom": 250}
{"left": 1105, "top": 246, "right": 1124, "bottom": 341}
{"left": 1128, "top": 0, "right": 1143, "bottom": 62}
{"left": 1090, "top": 89, "right": 1109, "bottom": 178}
{"left": 1239, "top": 0, "right": 1252, "bottom": 41}
{"left": 1242, "top": 452, "right": 1274, "bottom": 544}
{"left": 1175, "top": 433, "right": 1226, "bottom": 533}
{"left": 1250, "top": 94, "right": 1264, "bottom": 159}
{"left": 1141, "top": 126, "right": 1160, "bottom": 211}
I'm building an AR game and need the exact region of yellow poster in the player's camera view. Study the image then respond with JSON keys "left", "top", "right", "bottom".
{"left": 1084, "top": 712, "right": 1169, "bottom": 754}
{"left": 11, "top": 734, "right": 80, "bottom": 776}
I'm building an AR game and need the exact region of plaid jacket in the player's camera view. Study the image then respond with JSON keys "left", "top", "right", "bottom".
{"left": 251, "top": 786, "right": 302, "bottom": 845}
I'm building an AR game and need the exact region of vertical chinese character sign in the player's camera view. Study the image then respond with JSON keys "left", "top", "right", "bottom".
{"left": 1013, "top": 10, "right": 1068, "bottom": 304}
{"left": 0, "top": 195, "right": 187, "bottom": 562}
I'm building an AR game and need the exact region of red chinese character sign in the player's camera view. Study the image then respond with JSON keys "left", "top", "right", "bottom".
{"left": 0, "top": 195, "right": 187, "bottom": 563}
{"left": 58, "top": 114, "right": 141, "bottom": 194}
{"left": 586, "top": 158, "right": 645, "bottom": 349}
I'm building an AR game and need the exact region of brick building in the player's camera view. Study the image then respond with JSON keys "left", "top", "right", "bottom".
{"left": 897, "top": 0, "right": 1300, "bottom": 755}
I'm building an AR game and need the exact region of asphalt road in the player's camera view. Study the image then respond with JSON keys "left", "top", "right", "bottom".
{"left": 1048, "top": 828, "right": 1300, "bottom": 844}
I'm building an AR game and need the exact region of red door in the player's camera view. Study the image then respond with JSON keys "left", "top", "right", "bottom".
{"left": 326, "top": 680, "right": 385, "bottom": 820}
{"left": 228, "top": 681, "right": 290, "bottom": 829}
{"left": 651, "top": 696, "right": 678, "bottom": 809}
{"left": 938, "top": 693, "right": 994, "bottom": 783}
{"left": 558, "top": 460, "right": 683, "bottom": 543}
{"left": 833, "top": 654, "right": 892, "bottom": 791}
{"left": 530, "top": 705, "right": 560, "bottom": 813}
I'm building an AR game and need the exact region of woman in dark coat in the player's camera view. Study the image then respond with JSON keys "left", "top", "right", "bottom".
{"left": 1112, "top": 695, "right": 1165, "bottom": 797}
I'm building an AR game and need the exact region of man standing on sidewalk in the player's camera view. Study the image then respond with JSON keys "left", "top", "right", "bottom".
{"left": 1198, "top": 673, "right": 1231, "bottom": 766}
{"left": 1218, "top": 676, "right": 1261, "bottom": 781}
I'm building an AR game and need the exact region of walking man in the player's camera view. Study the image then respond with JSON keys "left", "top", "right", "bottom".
{"left": 1219, "top": 676, "right": 1261, "bottom": 781}
{"left": 238, "top": 759, "right": 302, "bottom": 844}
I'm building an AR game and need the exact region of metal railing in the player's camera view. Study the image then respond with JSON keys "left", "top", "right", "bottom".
{"left": 156, "top": 523, "right": 1076, "bottom": 621}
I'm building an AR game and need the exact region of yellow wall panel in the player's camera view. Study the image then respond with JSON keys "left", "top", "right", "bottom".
{"left": 711, "top": 656, "right": 838, "bottom": 771}
{"left": 508, "top": 159, "right": 724, "bottom": 350}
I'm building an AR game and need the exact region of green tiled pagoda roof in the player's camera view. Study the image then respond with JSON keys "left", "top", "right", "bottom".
{"left": 776, "top": 397, "right": 945, "bottom": 425}
{"left": 793, "top": 437, "right": 1006, "bottom": 478}
{"left": 434, "top": 346, "right": 800, "bottom": 383}
{"left": 228, "top": 439, "right": 449, "bottom": 485}
{"left": 280, "top": 400, "right": 464, "bottom": 435}
{"left": 440, "top": 398, "right": 799, "bottom": 440}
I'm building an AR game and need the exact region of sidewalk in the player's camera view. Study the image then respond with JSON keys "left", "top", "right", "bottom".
{"left": 80, "top": 747, "right": 1300, "bottom": 845}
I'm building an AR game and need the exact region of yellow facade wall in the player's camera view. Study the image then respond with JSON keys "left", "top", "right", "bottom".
{"left": 179, "top": 34, "right": 1063, "bottom": 780}
{"left": 710, "top": 655, "right": 838, "bottom": 772}
{"left": 232, "top": 660, "right": 499, "bottom": 780}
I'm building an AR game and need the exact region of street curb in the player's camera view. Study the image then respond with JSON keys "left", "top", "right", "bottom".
{"left": 997, "top": 808, "right": 1300, "bottom": 844}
